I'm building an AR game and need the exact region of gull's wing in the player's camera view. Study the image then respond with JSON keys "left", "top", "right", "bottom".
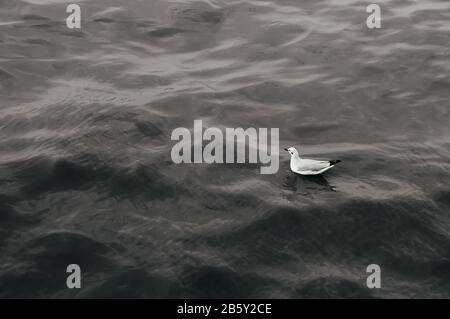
{"left": 292, "top": 165, "right": 334, "bottom": 175}
{"left": 297, "top": 159, "right": 332, "bottom": 171}
{"left": 291, "top": 159, "right": 336, "bottom": 175}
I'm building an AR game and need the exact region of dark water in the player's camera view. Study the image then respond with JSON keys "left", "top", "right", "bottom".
{"left": 0, "top": 0, "right": 449, "bottom": 298}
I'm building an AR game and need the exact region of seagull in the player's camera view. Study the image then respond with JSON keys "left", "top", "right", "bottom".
{"left": 284, "top": 147, "right": 341, "bottom": 175}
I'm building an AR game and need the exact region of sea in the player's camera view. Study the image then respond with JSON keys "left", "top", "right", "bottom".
{"left": 0, "top": 0, "right": 449, "bottom": 298}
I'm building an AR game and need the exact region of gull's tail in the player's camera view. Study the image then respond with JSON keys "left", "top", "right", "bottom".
{"left": 329, "top": 160, "right": 341, "bottom": 166}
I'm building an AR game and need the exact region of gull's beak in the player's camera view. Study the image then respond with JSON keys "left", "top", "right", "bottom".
{"left": 284, "top": 148, "right": 289, "bottom": 151}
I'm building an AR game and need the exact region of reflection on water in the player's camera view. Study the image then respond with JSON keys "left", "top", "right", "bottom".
{"left": 0, "top": 0, "right": 449, "bottom": 298}
{"left": 283, "top": 174, "right": 337, "bottom": 194}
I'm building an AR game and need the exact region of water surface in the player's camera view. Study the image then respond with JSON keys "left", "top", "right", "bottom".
{"left": 0, "top": 0, "right": 449, "bottom": 298}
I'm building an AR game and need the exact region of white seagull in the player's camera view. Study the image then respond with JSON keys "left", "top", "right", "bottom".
{"left": 285, "top": 146, "right": 341, "bottom": 175}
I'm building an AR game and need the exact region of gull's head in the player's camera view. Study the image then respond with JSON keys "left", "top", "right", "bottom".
{"left": 284, "top": 147, "right": 299, "bottom": 158}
